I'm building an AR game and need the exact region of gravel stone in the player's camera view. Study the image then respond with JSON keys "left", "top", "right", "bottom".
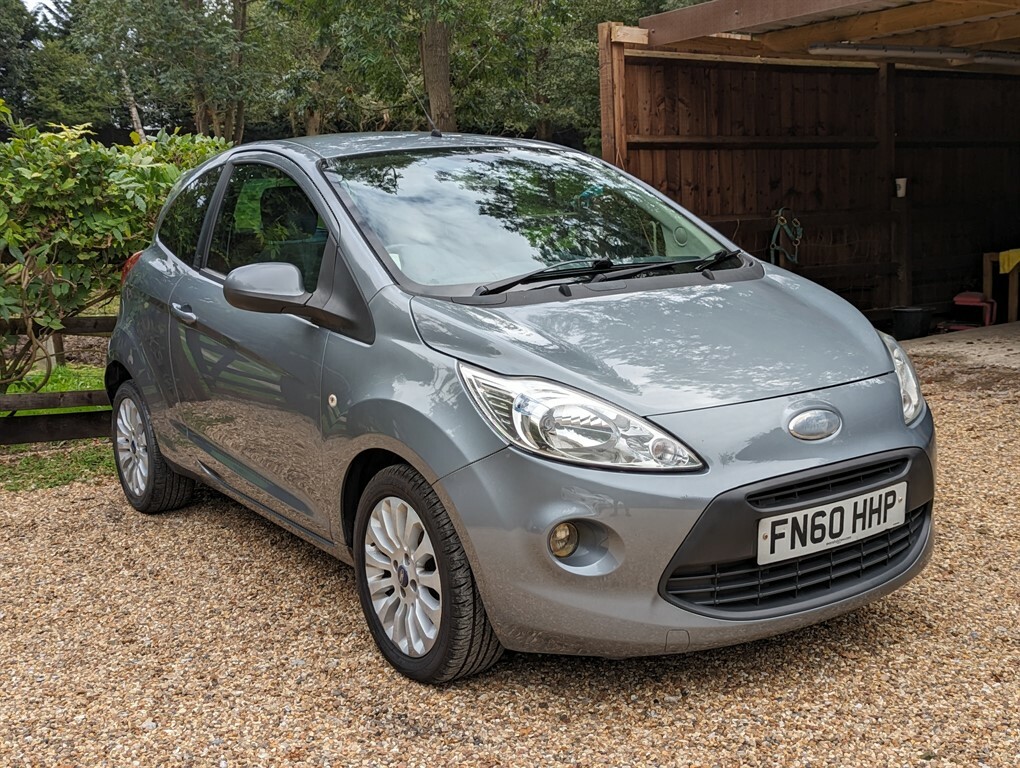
{"left": 1, "top": 327, "right": 1018, "bottom": 766}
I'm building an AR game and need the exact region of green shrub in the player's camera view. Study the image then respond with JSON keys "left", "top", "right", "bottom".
{"left": 0, "top": 99, "right": 228, "bottom": 393}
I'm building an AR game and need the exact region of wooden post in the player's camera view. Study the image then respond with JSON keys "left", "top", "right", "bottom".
{"left": 877, "top": 63, "right": 911, "bottom": 308}
{"left": 876, "top": 63, "right": 895, "bottom": 206}
{"left": 598, "top": 22, "right": 629, "bottom": 168}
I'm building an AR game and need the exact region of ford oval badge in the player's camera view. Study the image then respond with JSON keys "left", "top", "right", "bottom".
{"left": 788, "top": 409, "right": 841, "bottom": 441}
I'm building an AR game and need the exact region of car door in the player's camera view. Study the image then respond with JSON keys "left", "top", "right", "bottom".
{"left": 166, "top": 153, "right": 334, "bottom": 540}
{"left": 121, "top": 164, "right": 223, "bottom": 447}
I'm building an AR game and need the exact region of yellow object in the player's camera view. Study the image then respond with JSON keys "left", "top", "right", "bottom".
{"left": 999, "top": 249, "right": 1020, "bottom": 275}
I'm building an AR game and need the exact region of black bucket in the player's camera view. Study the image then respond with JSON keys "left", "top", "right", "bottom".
{"left": 891, "top": 306, "right": 931, "bottom": 340}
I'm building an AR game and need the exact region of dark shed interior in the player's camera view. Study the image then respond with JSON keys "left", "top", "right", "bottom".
{"left": 598, "top": 0, "right": 1020, "bottom": 323}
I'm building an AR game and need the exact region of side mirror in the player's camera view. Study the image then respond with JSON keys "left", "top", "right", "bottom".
{"left": 223, "top": 262, "right": 310, "bottom": 314}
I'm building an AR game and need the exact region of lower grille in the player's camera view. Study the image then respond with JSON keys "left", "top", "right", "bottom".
{"left": 663, "top": 504, "right": 928, "bottom": 615}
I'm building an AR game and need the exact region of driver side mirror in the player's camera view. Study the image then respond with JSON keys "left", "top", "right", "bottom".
{"left": 223, "top": 262, "right": 311, "bottom": 314}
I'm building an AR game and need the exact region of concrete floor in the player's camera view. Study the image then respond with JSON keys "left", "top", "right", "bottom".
{"left": 902, "top": 322, "right": 1020, "bottom": 369}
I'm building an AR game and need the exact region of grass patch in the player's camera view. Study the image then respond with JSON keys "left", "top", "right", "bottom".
{"left": 4, "top": 363, "right": 108, "bottom": 416}
{"left": 0, "top": 438, "right": 115, "bottom": 491}
{"left": 2, "top": 363, "right": 115, "bottom": 490}
{"left": 10, "top": 363, "right": 106, "bottom": 393}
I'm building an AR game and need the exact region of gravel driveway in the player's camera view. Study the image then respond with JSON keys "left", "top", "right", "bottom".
{"left": 1, "top": 336, "right": 1018, "bottom": 767}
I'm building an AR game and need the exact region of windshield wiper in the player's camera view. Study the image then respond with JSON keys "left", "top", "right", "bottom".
{"left": 473, "top": 258, "right": 614, "bottom": 296}
{"left": 689, "top": 248, "right": 743, "bottom": 274}
{"left": 588, "top": 260, "right": 681, "bottom": 283}
{"left": 588, "top": 249, "right": 743, "bottom": 284}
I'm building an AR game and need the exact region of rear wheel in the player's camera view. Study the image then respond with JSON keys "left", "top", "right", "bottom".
{"left": 112, "top": 380, "right": 194, "bottom": 514}
{"left": 354, "top": 464, "right": 503, "bottom": 683}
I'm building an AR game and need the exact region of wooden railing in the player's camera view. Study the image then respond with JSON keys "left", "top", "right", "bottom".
{"left": 0, "top": 316, "right": 116, "bottom": 446}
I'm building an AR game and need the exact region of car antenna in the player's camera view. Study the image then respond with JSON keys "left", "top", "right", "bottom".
{"left": 388, "top": 38, "right": 443, "bottom": 138}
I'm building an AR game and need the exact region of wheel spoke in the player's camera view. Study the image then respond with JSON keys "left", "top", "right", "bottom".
{"left": 413, "top": 598, "right": 439, "bottom": 642}
{"left": 373, "top": 590, "right": 399, "bottom": 626}
{"left": 364, "top": 543, "right": 391, "bottom": 571}
{"left": 366, "top": 570, "right": 393, "bottom": 599}
{"left": 416, "top": 564, "right": 441, "bottom": 594}
{"left": 391, "top": 602, "right": 410, "bottom": 653}
{"left": 367, "top": 516, "right": 399, "bottom": 559}
{"left": 411, "top": 526, "right": 434, "bottom": 561}
{"left": 380, "top": 498, "right": 405, "bottom": 552}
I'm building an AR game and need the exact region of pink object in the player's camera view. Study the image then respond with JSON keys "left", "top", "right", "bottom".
{"left": 953, "top": 291, "right": 996, "bottom": 327}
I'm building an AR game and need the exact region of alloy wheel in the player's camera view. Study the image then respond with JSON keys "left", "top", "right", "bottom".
{"left": 363, "top": 495, "right": 442, "bottom": 657}
{"left": 115, "top": 397, "right": 150, "bottom": 497}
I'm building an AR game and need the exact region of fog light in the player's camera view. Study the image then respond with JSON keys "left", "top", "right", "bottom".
{"left": 549, "top": 522, "right": 579, "bottom": 558}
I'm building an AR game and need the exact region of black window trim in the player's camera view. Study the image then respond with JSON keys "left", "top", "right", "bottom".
{"left": 154, "top": 161, "right": 228, "bottom": 268}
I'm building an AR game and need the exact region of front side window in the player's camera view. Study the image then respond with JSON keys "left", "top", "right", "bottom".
{"left": 206, "top": 164, "right": 327, "bottom": 292}
{"left": 157, "top": 167, "right": 221, "bottom": 262}
{"left": 323, "top": 147, "right": 725, "bottom": 292}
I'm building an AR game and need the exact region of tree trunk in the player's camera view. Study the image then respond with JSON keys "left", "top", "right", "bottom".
{"left": 120, "top": 68, "right": 147, "bottom": 142}
{"left": 304, "top": 107, "right": 322, "bottom": 136}
{"left": 193, "top": 87, "right": 209, "bottom": 134}
{"left": 228, "top": 0, "right": 247, "bottom": 143}
{"left": 231, "top": 101, "right": 245, "bottom": 144}
{"left": 419, "top": 20, "right": 456, "bottom": 132}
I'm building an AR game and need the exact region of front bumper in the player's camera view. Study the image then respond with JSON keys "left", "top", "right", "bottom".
{"left": 434, "top": 374, "right": 936, "bottom": 657}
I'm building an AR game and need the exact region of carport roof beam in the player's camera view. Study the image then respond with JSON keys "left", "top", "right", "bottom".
{"left": 639, "top": 0, "right": 886, "bottom": 47}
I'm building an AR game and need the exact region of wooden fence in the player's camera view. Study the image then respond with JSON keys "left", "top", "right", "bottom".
{"left": 0, "top": 316, "right": 115, "bottom": 446}
{"left": 598, "top": 27, "right": 1020, "bottom": 316}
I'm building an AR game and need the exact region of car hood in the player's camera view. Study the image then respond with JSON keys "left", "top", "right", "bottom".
{"left": 409, "top": 267, "right": 893, "bottom": 415}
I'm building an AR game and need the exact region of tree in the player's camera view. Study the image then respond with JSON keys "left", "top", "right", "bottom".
{"left": 281, "top": 0, "right": 481, "bottom": 132}
{"left": 0, "top": 0, "right": 37, "bottom": 119}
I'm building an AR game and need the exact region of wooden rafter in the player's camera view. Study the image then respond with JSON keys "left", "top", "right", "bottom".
{"left": 640, "top": 0, "right": 879, "bottom": 47}
{"left": 760, "top": 0, "right": 1020, "bottom": 54}
{"left": 865, "top": 12, "right": 1020, "bottom": 47}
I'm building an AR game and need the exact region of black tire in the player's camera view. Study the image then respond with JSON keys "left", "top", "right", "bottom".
{"left": 112, "top": 380, "right": 194, "bottom": 514}
{"left": 354, "top": 464, "right": 503, "bottom": 683}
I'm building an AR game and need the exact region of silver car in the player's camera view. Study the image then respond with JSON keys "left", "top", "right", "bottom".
{"left": 108, "top": 134, "right": 935, "bottom": 683}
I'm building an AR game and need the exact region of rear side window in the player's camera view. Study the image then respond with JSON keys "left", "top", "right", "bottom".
{"left": 206, "top": 164, "right": 327, "bottom": 292}
{"left": 157, "top": 168, "right": 221, "bottom": 262}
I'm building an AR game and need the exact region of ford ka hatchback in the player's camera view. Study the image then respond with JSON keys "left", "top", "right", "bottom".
{"left": 108, "top": 134, "right": 935, "bottom": 682}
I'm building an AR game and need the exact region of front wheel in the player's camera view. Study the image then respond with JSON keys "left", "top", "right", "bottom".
{"left": 112, "top": 380, "right": 194, "bottom": 514}
{"left": 354, "top": 465, "right": 503, "bottom": 683}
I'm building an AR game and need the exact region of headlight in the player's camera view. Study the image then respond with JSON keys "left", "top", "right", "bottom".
{"left": 879, "top": 332, "right": 924, "bottom": 424}
{"left": 459, "top": 364, "right": 703, "bottom": 471}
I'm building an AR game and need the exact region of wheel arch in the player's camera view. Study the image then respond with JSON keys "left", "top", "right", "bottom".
{"left": 339, "top": 448, "right": 408, "bottom": 550}
{"left": 105, "top": 360, "right": 132, "bottom": 402}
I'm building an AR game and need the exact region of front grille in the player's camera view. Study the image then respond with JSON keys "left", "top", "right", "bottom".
{"left": 663, "top": 504, "right": 928, "bottom": 615}
{"left": 745, "top": 459, "right": 907, "bottom": 510}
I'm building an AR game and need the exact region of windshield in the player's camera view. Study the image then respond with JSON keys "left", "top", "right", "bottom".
{"left": 323, "top": 147, "right": 726, "bottom": 290}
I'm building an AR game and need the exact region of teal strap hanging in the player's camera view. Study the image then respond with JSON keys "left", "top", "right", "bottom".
{"left": 770, "top": 208, "right": 803, "bottom": 265}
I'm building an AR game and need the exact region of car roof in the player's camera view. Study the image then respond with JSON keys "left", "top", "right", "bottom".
{"left": 232, "top": 132, "right": 565, "bottom": 164}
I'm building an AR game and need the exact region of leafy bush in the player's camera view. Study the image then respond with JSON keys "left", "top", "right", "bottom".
{"left": 0, "top": 99, "right": 228, "bottom": 393}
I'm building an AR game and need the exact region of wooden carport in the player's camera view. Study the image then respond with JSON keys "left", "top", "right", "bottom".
{"left": 598, "top": 1, "right": 1020, "bottom": 320}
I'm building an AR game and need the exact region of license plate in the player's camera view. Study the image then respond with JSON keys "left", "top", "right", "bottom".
{"left": 757, "top": 482, "right": 907, "bottom": 566}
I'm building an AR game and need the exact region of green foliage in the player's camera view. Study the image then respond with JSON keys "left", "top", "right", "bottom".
{"left": 0, "top": 101, "right": 227, "bottom": 393}
{"left": 9, "top": 0, "right": 710, "bottom": 149}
